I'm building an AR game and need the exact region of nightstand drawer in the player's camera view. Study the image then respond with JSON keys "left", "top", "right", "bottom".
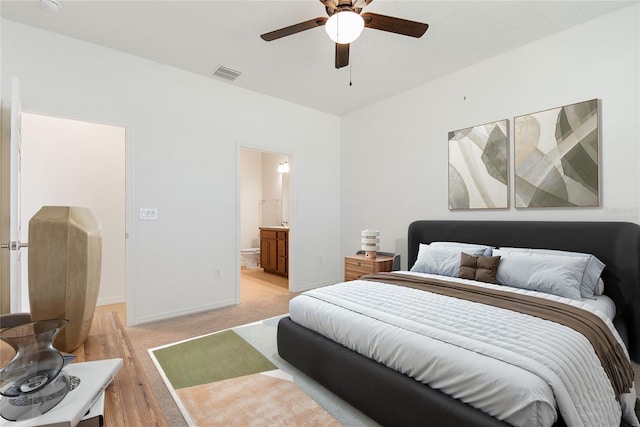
{"left": 345, "top": 257, "right": 375, "bottom": 271}
{"left": 344, "top": 254, "right": 394, "bottom": 281}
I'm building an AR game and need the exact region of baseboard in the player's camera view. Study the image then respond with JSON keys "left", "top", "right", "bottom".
{"left": 289, "top": 279, "right": 340, "bottom": 293}
{"left": 97, "top": 295, "right": 125, "bottom": 306}
{"left": 129, "top": 298, "right": 237, "bottom": 326}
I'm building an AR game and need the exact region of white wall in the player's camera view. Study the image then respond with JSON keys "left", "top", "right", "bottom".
{"left": 261, "top": 152, "right": 288, "bottom": 227}
{"left": 240, "top": 149, "right": 261, "bottom": 251}
{"left": 20, "top": 113, "right": 126, "bottom": 308}
{"left": 341, "top": 4, "right": 640, "bottom": 269}
{"left": 1, "top": 20, "right": 342, "bottom": 325}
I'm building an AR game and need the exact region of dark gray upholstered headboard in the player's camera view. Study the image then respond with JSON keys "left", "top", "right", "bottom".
{"left": 407, "top": 220, "right": 640, "bottom": 362}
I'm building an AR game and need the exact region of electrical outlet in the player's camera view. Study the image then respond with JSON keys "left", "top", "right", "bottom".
{"left": 215, "top": 268, "right": 221, "bottom": 278}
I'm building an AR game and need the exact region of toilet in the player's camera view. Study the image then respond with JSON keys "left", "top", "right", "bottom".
{"left": 241, "top": 248, "right": 261, "bottom": 269}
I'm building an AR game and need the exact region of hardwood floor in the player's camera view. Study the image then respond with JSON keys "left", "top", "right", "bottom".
{"left": 0, "top": 304, "right": 167, "bottom": 426}
{"left": 75, "top": 304, "right": 168, "bottom": 427}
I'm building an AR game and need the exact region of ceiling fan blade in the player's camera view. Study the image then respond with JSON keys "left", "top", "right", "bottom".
{"left": 351, "top": 0, "right": 373, "bottom": 14}
{"left": 361, "top": 12, "right": 429, "bottom": 38}
{"left": 260, "top": 17, "right": 328, "bottom": 41}
{"left": 335, "top": 43, "right": 350, "bottom": 69}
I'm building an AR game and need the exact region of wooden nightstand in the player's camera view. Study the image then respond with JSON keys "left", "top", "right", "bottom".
{"left": 344, "top": 254, "right": 394, "bottom": 281}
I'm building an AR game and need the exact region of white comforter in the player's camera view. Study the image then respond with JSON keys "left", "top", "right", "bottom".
{"left": 289, "top": 272, "right": 639, "bottom": 427}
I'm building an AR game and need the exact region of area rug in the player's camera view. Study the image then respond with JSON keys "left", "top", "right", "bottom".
{"left": 149, "top": 315, "right": 376, "bottom": 427}
{"left": 150, "top": 315, "right": 640, "bottom": 427}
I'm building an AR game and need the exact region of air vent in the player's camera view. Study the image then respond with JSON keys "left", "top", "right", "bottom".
{"left": 212, "top": 66, "right": 242, "bottom": 82}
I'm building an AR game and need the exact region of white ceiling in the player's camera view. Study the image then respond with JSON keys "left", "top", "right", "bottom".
{"left": 1, "top": 0, "right": 635, "bottom": 116}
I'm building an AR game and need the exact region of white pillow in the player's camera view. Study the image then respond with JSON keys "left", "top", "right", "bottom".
{"left": 498, "top": 247, "right": 605, "bottom": 298}
{"left": 595, "top": 278, "right": 605, "bottom": 296}
{"left": 493, "top": 250, "right": 588, "bottom": 300}
{"left": 429, "top": 241, "right": 494, "bottom": 256}
{"left": 411, "top": 245, "right": 486, "bottom": 277}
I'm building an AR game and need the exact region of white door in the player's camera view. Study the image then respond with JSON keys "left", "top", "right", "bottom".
{"left": 0, "top": 77, "right": 26, "bottom": 313}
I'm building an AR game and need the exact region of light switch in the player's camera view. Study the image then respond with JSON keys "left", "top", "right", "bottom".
{"left": 139, "top": 208, "right": 158, "bottom": 220}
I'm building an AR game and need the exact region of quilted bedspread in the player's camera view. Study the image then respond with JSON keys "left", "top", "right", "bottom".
{"left": 289, "top": 272, "right": 639, "bottom": 427}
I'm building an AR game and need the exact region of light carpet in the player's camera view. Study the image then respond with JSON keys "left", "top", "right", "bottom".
{"left": 149, "top": 315, "right": 378, "bottom": 427}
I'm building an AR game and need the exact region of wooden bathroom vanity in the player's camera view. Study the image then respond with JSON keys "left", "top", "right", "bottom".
{"left": 260, "top": 226, "right": 289, "bottom": 277}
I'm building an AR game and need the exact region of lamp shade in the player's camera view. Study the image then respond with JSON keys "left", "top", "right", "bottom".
{"left": 361, "top": 229, "right": 380, "bottom": 258}
{"left": 325, "top": 11, "right": 365, "bottom": 44}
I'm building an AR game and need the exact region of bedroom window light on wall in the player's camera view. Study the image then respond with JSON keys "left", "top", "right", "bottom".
{"left": 325, "top": 11, "right": 364, "bottom": 44}
{"left": 277, "top": 161, "right": 289, "bottom": 174}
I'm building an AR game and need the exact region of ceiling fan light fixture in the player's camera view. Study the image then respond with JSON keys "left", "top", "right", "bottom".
{"left": 325, "top": 11, "right": 364, "bottom": 44}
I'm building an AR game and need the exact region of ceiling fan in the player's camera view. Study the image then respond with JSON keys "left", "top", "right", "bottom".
{"left": 260, "top": 0, "right": 429, "bottom": 69}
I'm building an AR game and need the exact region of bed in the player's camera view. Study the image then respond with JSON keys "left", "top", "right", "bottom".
{"left": 277, "top": 220, "right": 640, "bottom": 427}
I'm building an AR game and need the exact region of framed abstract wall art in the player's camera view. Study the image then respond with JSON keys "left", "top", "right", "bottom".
{"left": 448, "top": 119, "right": 509, "bottom": 210}
{"left": 514, "top": 99, "right": 599, "bottom": 208}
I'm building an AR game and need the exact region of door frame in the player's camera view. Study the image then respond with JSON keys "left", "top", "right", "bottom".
{"left": 235, "top": 141, "right": 294, "bottom": 303}
{"left": 1, "top": 108, "right": 133, "bottom": 319}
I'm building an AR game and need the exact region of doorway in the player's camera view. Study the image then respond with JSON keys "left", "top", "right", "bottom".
{"left": 17, "top": 113, "right": 126, "bottom": 313}
{"left": 239, "top": 148, "right": 290, "bottom": 302}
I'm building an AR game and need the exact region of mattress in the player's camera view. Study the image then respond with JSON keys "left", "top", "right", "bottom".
{"left": 289, "top": 272, "right": 638, "bottom": 427}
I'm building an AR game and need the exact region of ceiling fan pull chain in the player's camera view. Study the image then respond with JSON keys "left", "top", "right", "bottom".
{"left": 349, "top": 62, "right": 353, "bottom": 86}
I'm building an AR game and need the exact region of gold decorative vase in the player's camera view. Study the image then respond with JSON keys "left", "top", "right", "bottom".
{"left": 28, "top": 206, "right": 102, "bottom": 353}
